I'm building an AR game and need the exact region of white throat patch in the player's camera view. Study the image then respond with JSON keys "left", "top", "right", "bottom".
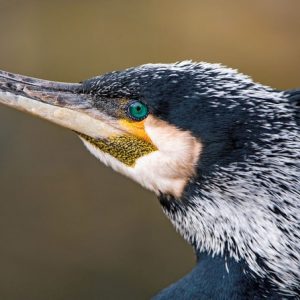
{"left": 81, "top": 116, "right": 202, "bottom": 198}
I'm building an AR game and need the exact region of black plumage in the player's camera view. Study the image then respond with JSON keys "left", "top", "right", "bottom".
{"left": 0, "top": 61, "right": 299, "bottom": 299}
{"left": 83, "top": 62, "right": 300, "bottom": 298}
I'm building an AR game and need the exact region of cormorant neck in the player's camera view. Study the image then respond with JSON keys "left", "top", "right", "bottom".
{"left": 159, "top": 157, "right": 299, "bottom": 297}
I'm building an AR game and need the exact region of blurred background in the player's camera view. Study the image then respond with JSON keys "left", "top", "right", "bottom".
{"left": 0, "top": 1, "right": 299, "bottom": 299}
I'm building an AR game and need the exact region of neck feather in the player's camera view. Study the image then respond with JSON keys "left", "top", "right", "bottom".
{"left": 159, "top": 145, "right": 300, "bottom": 297}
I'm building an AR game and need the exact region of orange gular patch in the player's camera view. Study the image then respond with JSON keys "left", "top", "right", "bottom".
{"left": 119, "top": 119, "right": 153, "bottom": 143}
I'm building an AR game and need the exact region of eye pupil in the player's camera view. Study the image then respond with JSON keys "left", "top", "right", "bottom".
{"left": 127, "top": 101, "right": 149, "bottom": 121}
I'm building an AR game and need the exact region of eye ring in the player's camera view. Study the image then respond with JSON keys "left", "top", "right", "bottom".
{"left": 126, "top": 101, "right": 149, "bottom": 121}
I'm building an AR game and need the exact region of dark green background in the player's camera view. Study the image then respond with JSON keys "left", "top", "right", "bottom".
{"left": 0, "top": 1, "right": 299, "bottom": 299}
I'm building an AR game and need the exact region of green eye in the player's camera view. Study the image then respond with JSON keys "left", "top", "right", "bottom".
{"left": 127, "top": 101, "right": 149, "bottom": 121}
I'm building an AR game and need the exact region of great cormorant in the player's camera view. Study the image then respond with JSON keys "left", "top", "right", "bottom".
{"left": 0, "top": 62, "right": 299, "bottom": 299}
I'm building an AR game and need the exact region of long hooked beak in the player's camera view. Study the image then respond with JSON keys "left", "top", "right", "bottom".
{"left": 0, "top": 70, "right": 122, "bottom": 139}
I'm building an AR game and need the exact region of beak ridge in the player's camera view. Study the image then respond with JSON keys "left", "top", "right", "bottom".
{"left": 0, "top": 70, "right": 85, "bottom": 107}
{"left": 0, "top": 69, "right": 81, "bottom": 92}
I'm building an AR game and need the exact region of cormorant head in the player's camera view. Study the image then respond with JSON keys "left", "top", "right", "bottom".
{"left": 0, "top": 61, "right": 299, "bottom": 296}
{"left": 0, "top": 61, "right": 275, "bottom": 198}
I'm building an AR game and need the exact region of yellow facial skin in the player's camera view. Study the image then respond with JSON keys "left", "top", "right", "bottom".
{"left": 119, "top": 119, "right": 152, "bottom": 143}
{"left": 78, "top": 118, "right": 157, "bottom": 166}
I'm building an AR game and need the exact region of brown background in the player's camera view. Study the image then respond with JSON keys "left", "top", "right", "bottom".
{"left": 0, "top": 1, "right": 299, "bottom": 299}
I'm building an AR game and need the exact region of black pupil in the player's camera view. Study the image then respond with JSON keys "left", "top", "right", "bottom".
{"left": 136, "top": 106, "right": 141, "bottom": 111}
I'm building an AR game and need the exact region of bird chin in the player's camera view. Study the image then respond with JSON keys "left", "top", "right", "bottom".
{"left": 77, "top": 132, "right": 157, "bottom": 167}
{"left": 79, "top": 116, "right": 203, "bottom": 199}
